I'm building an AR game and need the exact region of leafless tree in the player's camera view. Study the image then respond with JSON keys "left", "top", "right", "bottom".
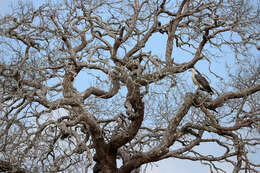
{"left": 0, "top": 0, "right": 259, "bottom": 173}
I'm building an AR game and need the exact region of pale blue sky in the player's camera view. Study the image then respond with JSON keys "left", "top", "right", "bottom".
{"left": 0, "top": 1, "right": 9, "bottom": 15}
{"left": 0, "top": 1, "right": 259, "bottom": 173}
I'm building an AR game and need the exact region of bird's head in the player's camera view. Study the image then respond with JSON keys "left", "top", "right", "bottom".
{"left": 189, "top": 68, "right": 198, "bottom": 74}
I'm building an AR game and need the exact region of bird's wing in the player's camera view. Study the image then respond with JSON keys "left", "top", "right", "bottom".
{"left": 194, "top": 73, "right": 213, "bottom": 93}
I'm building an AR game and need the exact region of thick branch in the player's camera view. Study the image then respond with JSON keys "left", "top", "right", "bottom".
{"left": 81, "top": 75, "right": 120, "bottom": 99}
{"left": 118, "top": 93, "right": 194, "bottom": 173}
{"left": 205, "top": 84, "right": 260, "bottom": 110}
{"left": 0, "top": 160, "right": 31, "bottom": 173}
{"left": 165, "top": 0, "right": 189, "bottom": 64}
{"left": 109, "top": 79, "right": 144, "bottom": 149}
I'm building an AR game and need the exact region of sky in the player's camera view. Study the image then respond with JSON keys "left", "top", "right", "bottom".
{"left": 0, "top": 0, "right": 21, "bottom": 15}
{"left": 0, "top": 1, "right": 259, "bottom": 173}
{"left": 0, "top": 1, "right": 9, "bottom": 15}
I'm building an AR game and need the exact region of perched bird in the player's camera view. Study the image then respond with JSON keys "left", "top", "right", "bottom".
{"left": 190, "top": 68, "right": 214, "bottom": 95}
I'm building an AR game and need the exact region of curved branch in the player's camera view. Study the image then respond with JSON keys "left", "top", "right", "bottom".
{"left": 109, "top": 79, "right": 144, "bottom": 149}
{"left": 0, "top": 160, "right": 31, "bottom": 173}
{"left": 81, "top": 75, "right": 120, "bottom": 99}
{"left": 205, "top": 84, "right": 260, "bottom": 110}
{"left": 118, "top": 93, "right": 194, "bottom": 173}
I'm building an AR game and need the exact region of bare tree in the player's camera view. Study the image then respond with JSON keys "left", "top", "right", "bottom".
{"left": 0, "top": 0, "right": 259, "bottom": 173}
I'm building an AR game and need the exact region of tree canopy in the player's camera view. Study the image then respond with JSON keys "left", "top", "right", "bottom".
{"left": 0, "top": 0, "right": 259, "bottom": 173}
